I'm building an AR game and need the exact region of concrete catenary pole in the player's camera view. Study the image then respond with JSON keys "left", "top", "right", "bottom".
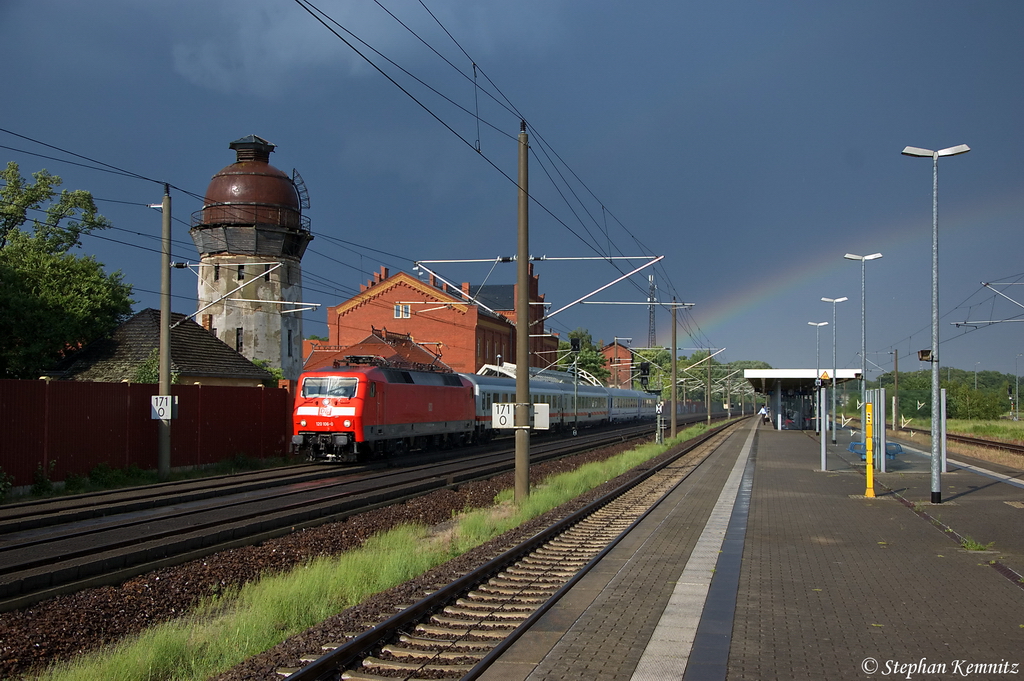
{"left": 670, "top": 299, "right": 677, "bottom": 438}
{"left": 515, "top": 121, "right": 530, "bottom": 502}
{"left": 158, "top": 184, "right": 172, "bottom": 481}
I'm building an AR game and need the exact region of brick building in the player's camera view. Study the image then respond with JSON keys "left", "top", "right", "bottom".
{"left": 602, "top": 340, "right": 635, "bottom": 389}
{"left": 312, "top": 265, "right": 559, "bottom": 374}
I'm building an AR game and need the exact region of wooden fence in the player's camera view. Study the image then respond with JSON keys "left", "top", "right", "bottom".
{"left": 0, "top": 380, "right": 292, "bottom": 488}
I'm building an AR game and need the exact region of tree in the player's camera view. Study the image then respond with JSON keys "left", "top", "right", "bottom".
{"left": 0, "top": 162, "right": 133, "bottom": 378}
{"left": 555, "top": 327, "right": 610, "bottom": 382}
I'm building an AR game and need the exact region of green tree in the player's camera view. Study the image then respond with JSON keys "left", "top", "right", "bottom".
{"left": 556, "top": 327, "right": 610, "bottom": 382}
{"left": 0, "top": 162, "right": 133, "bottom": 378}
{"left": 132, "top": 348, "right": 180, "bottom": 384}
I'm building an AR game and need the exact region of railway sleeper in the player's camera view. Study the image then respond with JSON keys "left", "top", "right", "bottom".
{"left": 467, "top": 590, "right": 550, "bottom": 604}
{"left": 362, "top": 655, "right": 475, "bottom": 674}
{"left": 443, "top": 605, "right": 533, "bottom": 620}
{"left": 429, "top": 614, "right": 518, "bottom": 629}
{"left": 474, "top": 584, "right": 557, "bottom": 597}
{"left": 416, "top": 623, "right": 510, "bottom": 639}
{"left": 545, "top": 538, "right": 611, "bottom": 550}
{"left": 487, "top": 576, "right": 562, "bottom": 589}
{"left": 380, "top": 644, "right": 488, "bottom": 662}
{"left": 398, "top": 633, "right": 499, "bottom": 651}
{"left": 516, "top": 557, "right": 590, "bottom": 570}
{"left": 456, "top": 596, "right": 536, "bottom": 610}
{"left": 501, "top": 566, "right": 578, "bottom": 579}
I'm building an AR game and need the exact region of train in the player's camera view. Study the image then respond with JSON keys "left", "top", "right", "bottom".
{"left": 291, "top": 361, "right": 660, "bottom": 462}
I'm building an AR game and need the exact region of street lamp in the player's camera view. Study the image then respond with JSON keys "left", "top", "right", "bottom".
{"left": 821, "top": 296, "right": 848, "bottom": 444}
{"left": 902, "top": 143, "right": 970, "bottom": 505}
{"left": 809, "top": 321, "right": 828, "bottom": 434}
{"left": 844, "top": 252, "right": 882, "bottom": 447}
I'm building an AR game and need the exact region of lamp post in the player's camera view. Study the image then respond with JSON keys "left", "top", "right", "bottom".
{"left": 821, "top": 296, "right": 848, "bottom": 444}
{"left": 843, "top": 252, "right": 882, "bottom": 449}
{"left": 809, "top": 321, "right": 828, "bottom": 433}
{"left": 902, "top": 143, "right": 970, "bottom": 504}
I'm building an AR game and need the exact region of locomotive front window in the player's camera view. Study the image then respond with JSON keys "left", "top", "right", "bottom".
{"left": 301, "top": 376, "right": 359, "bottom": 398}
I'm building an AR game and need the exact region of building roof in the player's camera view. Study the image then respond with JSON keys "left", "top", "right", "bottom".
{"left": 52, "top": 308, "right": 273, "bottom": 383}
{"left": 304, "top": 327, "right": 454, "bottom": 373}
{"left": 469, "top": 284, "right": 514, "bottom": 311}
{"left": 744, "top": 368, "right": 860, "bottom": 394}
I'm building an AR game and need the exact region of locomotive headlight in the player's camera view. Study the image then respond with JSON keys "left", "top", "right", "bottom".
{"left": 343, "top": 419, "right": 352, "bottom": 428}
{"left": 300, "top": 419, "right": 307, "bottom": 427}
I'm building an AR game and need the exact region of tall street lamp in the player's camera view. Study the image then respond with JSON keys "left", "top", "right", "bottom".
{"left": 809, "top": 321, "right": 828, "bottom": 434}
{"left": 902, "top": 143, "right": 970, "bottom": 504}
{"left": 844, "top": 252, "right": 882, "bottom": 448}
{"left": 821, "top": 296, "right": 848, "bottom": 444}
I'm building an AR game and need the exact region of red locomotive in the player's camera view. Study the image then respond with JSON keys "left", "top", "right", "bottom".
{"left": 291, "top": 360, "right": 475, "bottom": 462}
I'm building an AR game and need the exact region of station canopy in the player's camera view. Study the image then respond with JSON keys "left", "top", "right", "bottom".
{"left": 744, "top": 368, "right": 860, "bottom": 395}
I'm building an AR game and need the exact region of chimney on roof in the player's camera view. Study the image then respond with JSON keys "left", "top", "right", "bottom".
{"left": 462, "top": 282, "right": 470, "bottom": 297}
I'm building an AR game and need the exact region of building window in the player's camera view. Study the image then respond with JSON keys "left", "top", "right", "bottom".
{"left": 287, "top": 329, "right": 293, "bottom": 358}
{"left": 235, "top": 327, "right": 243, "bottom": 353}
{"left": 264, "top": 264, "right": 272, "bottom": 281}
{"left": 393, "top": 304, "right": 410, "bottom": 319}
{"left": 213, "top": 264, "right": 220, "bottom": 281}
{"left": 237, "top": 265, "right": 245, "bottom": 281}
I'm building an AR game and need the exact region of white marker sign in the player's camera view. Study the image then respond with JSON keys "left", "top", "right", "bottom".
{"left": 150, "top": 395, "right": 177, "bottom": 420}
{"left": 492, "top": 403, "right": 550, "bottom": 430}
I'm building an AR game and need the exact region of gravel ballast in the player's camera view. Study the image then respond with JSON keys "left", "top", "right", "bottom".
{"left": 0, "top": 436, "right": 676, "bottom": 680}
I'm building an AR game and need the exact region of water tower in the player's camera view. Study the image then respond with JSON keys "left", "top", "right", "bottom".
{"left": 189, "top": 135, "right": 313, "bottom": 380}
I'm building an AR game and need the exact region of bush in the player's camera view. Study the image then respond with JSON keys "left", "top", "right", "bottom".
{"left": 64, "top": 472, "right": 88, "bottom": 494}
{"left": 0, "top": 466, "right": 13, "bottom": 503}
{"left": 89, "top": 462, "right": 126, "bottom": 488}
{"left": 31, "top": 460, "right": 56, "bottom": 496}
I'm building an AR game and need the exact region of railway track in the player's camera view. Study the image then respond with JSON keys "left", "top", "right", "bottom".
{"left": 278, "top": 418, "right": 743, "bottom": 681}
{"left": 845, "top": 417, "right": 1024, "bottom": 457}
{"left": 0, "top": 422, "right": 664, "bottom": 613}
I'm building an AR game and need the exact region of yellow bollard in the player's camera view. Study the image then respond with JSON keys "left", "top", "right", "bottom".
{"left": 865, "top": 402, "right": 875, "bottom": 497}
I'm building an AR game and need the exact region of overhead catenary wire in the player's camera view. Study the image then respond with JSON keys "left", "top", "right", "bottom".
{"left": 4, "top": 1, "right": 711, "bottom": 353}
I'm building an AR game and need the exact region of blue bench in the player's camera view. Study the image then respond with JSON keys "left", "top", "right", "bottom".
{"left": 848, "top": 442, "right": 902, "bottom": 461}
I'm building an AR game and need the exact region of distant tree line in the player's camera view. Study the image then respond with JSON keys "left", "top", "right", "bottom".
{"left": 871, "top": 367, "right": 1013, "bottom": 420}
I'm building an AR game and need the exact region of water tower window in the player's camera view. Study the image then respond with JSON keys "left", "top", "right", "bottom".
{"left": 237, "top": 265, "right": 245, "bottom": 281}
{"left": 264, "top": 264, "right": 271, "bottom": 281}
{"left": 236, "top": 328, "right": 243, "bottom": 353}
{"left": 287, "top": 329, "right": 293, "bottom": 357}
{"left": 214, "top": 264, "right": 220, "bottom": 281}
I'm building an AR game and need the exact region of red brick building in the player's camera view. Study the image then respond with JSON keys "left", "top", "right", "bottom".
{"left": 602, "top": 341, "right": 635, "bottom": 389}
{"left": 311, "top": 265, "right": 559, "bottom": 374}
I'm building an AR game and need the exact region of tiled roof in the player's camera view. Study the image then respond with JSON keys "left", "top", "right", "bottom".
{"left": 303, "top": 328, "right": 453, "bottom": 373}
{"left": 53, "top": 308, "right": 273, "bottom": 383}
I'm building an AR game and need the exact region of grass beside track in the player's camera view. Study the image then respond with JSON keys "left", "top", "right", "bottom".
{"left": 40, "top": 424, "right": 715, "bottom": 681}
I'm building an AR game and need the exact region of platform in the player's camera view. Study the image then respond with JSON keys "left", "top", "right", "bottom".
{"left": 478, "top": 419, "right": 1024, "bottom": 680}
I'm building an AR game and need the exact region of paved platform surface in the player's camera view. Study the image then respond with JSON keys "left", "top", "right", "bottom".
{"left": 478, "top": 419, "right": 1024, "bottom": 681}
